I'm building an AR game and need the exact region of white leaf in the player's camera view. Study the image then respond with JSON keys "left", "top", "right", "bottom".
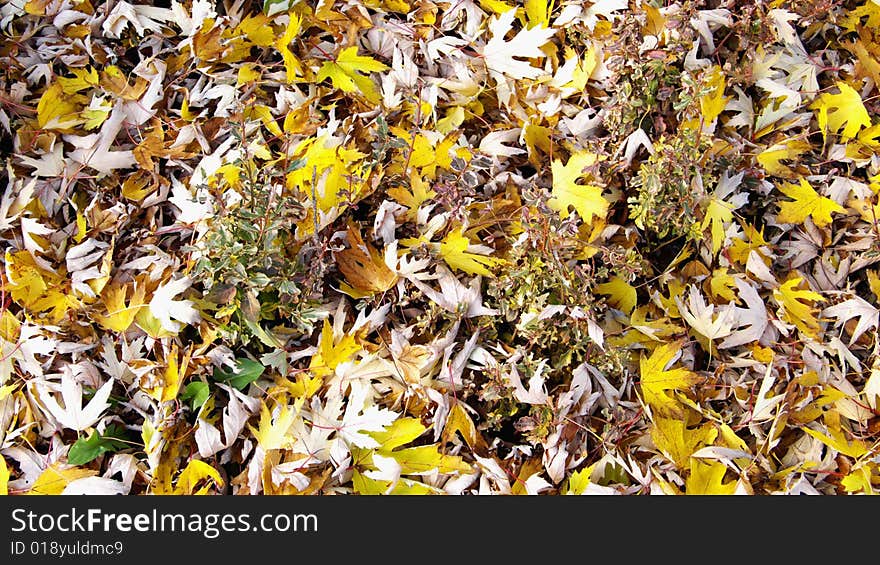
{"left": 676, "top": 285, "right": 736, "bottom": 341}
{"left": 719, "top": 278, "right": 769, "bottom": 349}
{"left": 479, "top": 129, "right": 526, "bottom": 158}
{"left": 822, "top": 296, "right": 879, "bottom": 345}
{"left": 35, "top": 371, "right": 114, "bottom": 431}
{"left": 482, "top": 9, "right": 554, "bottom": 80}
{"left": 149, "top": 276, "right": 201, "bottom": 333}
{"left": 62, "top": 476, "right": 128, "bottom": 495}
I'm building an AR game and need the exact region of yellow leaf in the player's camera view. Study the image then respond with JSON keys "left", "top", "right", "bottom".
{"left": 248, "top": 400, "right": 301, "bottom": 451}
{"left": 651, "top": 416, "right": 717, "bottom": 468}
{"left": 370, "top": 418, "right": 427, "bottom": 451}
{"left": 28, "top": 464, "right": 97, "bottom": 495}
{"left": 387, "top": 445, "right": 473, "bottom": 475}
{"left": 436, "top": 106, "right": 465, "bottom": 135}
{"left": 804, "top": 412, "right": 869, "bottom": 459}
{"left": 686, "top": 459, "right": 737, "bottom": 495}
{"left": 316, "top": 46, "right": 388, "bottom": 101}
{"left": 639, "top": 341, "right": 700, "bottom": 416}
{"left": 57, "top": 67, "right": 99, "bottom": 95}
{"left": 776, "top": 178, "right": 845, "bottom": 227}
{"left": 700, "top": 66, "right": 731, "bottom": 125}
{"left": 37, "top": 83, "right": 82, "bottom": 130}
{"left": 756, "top": 139, "right": 811, "bottom": 178}
{"left": 701, "top": 197, "right": 734, "bottom": 254}
{"left": 810, "top": 81, "right": 872, "bottom": 141}
{"left": 275, "top": 12, "right": 302, "bottom": 83}
{"left": 728, "top": 222, "right": 770, "bottom": 266}
{"left": 236, "top": 63, "right": 262, "bottom": 86}
{"left": 708, "top": 268, "right": 737, "bottom": 303}
{"left": 94, "top": 282, "right": 146, "bottom": 333}
{"left": 563, "top": 45, "right": 598, "bottom": 91}
{"left": 773, "top": 276, "right": 825, "bottom": 337}
{"left": 438, "top": 229, "right": 505, "bottom": 277}
{"left": 4, "top": 250, "right": 79, "bottom": 323}
{"left": 236, "top": 13, "right": 275, "bottom": 47}
{"left": 0, "top": 455, "right": 9, "bottom": 495}
{"left": 563, "top": 463, "right": 598, "bottom": 494}
{"left": 443, "top": 402, "right": 479, "bottom": 449}
{"left": 867, "top": 269, "right": 880, "bottom": 302}
{"left": 548, "top": 151, "right": 609, "bottom": 225}
{"left": 525, "top": 0, "right": 553, "bottom": 27}
{"left": 841, "top": 465, "right": 877, "bottom": 494}
{"left": 387, "top": 174, "right": 435, "bottom": 220}
{"left": 595, "top": 276, "right": 637, "bottom": 314}
{"left": 159, "top": 344, "right": 189, "bottom": 403}
{"left": 174, "top": 459, "right": 224, "bottom": 495}
{"left": 245, "top": 104, "right": 282, "bottom": 138}
{"left": 308, "top": 320, "right": 361, "bottom": 378}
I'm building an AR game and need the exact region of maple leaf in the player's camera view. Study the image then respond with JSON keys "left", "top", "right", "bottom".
{"left": 316, "top": 46, "right": 389, "bottom": 102}
{"left": 34, "top": 371, "right": 115, "bottom": 432}
{"left": 28, "top": 464, "right": 97, "bottom": 495}
{"left": 776, "top": 179, "right": 845, "bottom": 227}
{"left": 676, "top": 285, "right": 737, "bottom": 344}
{"left": 335, "top": 224, "right": 399, "bottom": 298}
{"left": 248, "top": 400, "right": 302, "bottom": 451}
{"left": 308, "top": 320, "right": 362, "bottom": 378}
{"left": 94, "top": 282, "right": 146, "bottom": 333}
{"left": 147, "top": 276, "right": 201, "bottom": 334}
{"left": 685, "top": 459, "right": 738, "bottom": 495}
{"left": 594, "top": 276, "right": 637, "bottom": 314}
{"left": 638, "top": 341, "right": 700, "bottom": 416}
{"left": 773, "top": 276, "right": 825, "bottom": 337}
{"left": 438, "top": 229, "right": 505, "bottom": 277}
{"left": 651, "top": 416, "right": 717, "bottom": 468}
{"left": 822, "top": 296, "right": 879, "bottom": 345}
{"left": 548, "top": 151, "right": 609, "bottom": 225}
{"left": 482, "top": 8, "right": 555, "bottom": 80}
{"left": 700, "top": 65, "right": 731, "bottom": 125}
{"left": 810, "top": 81, "right": 872, "bottom": 141}
{"left": 718, "top": 278, "right": 769, "bottom": 349}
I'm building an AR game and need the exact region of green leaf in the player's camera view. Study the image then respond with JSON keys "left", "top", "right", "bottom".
{"left": 68, "top": 425, "right": 129, "bottom": 466}
{"left": 181, "top": 381, "right": 210, "bottom": 410}
{"left": 212, "top": 358, "right": 266, "bottom": 391}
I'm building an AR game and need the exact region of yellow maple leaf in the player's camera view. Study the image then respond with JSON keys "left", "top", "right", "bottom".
{"left": 275, "top": 12, "right": 302, "bottom": 83}
{"left": 387, "top": 174, "right": 436, "bottom": 220}
{"left": 57, "top": 67, "right": 99, "bottom": 95}
{"left": 639, "top": 341, "right": 700, "bottom": 416}
{"left": 810, "top": 81, "right": 872, "bottom": 141}
{"left": 174, "top": 459, "right": 224, "bottom": 495}
{"left": 773, "top": 276, "right": 825, "bottom": 337}
{"left": 309, "top": 320, "right": 362, "bottom": 378}
{"left": 700, "top": 65, "right": 731, "bottom": 125}
{"left": 548, "top": 151, "right": 609, "bottom": 225}
{"left": 438, "top": 229, "right": 505, "bottom": 277}
{"left": 0, "top": 455, "right": 9, "bottom": 495}
{"left": 248, "top": 400, "right": 302, "bottom": 451}
{"left": 685, "top": 459, "right": 738, "bottom": 495}
{"left": 701, "top": 196, "right": 734, "bottom": 255}
{"left": 316, "top": 46, "right": 388, "bottom": 103}
{"left": 708, "top": 268, "right": 738, "bottom": 303}
{"left": 335, "top": 224, "right": 399, "bottom": 298}
{"left": 595, "top": 276, "right": 637, "bottom": 314}
{"left": 776, "top": 178, "right": 845, "bottom": 227}
{"left": 756, "top": 139, "right": 811, "bottom": 178}
{"left": 4, "top": 250, "right": 79, "bottom": 323}
{"left": 27, "top": 464, "right": 97, "bottom": 495}
{"left": 651, "top": 416, "right": 717, "bottom": 468}
{"left": 36, "top": 83, "right": 83, "bottom": 130}
{"left": 94, "top": 282, "right": 146, "bottom": 333}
